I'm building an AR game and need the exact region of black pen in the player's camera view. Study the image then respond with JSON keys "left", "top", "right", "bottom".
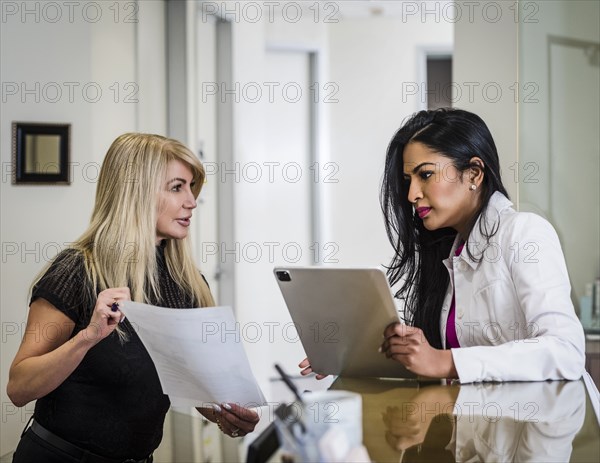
{"left": 275, "top": 364, "right": 307, "bottom": 433}
{"left": 274, "top": 363, "right": 304, "bottom": 405}
{"left": 111, "top": 300, "right": 126, "bottom": 323}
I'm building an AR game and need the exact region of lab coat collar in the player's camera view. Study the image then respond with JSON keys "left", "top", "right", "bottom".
{"left": 448, "top": 191, "right": 514, "bottom": 271}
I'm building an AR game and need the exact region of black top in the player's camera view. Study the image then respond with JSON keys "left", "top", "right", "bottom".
{"left": 31, "top": 245, "right": 196, "bottom": 460}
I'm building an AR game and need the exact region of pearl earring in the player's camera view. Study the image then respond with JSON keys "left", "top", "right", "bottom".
{"left": 470, "top": 184, "right": 477, "bottom": 191}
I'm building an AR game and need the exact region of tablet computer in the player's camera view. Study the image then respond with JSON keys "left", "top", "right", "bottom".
{"left": 273, "top": 266, "right": 415, "bottom": 379}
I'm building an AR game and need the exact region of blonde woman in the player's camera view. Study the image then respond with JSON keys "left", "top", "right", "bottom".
{"left": 8, "top": 134, "right": 258, "bottom": 462}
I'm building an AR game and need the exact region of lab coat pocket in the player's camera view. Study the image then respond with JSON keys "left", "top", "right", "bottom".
{"left": 471, "top": 280, "right": 524, "bottom": 345}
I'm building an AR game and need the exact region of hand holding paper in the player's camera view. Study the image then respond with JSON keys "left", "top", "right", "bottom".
{"left": 121, "top": 301, "right": 266, "bottom": 408}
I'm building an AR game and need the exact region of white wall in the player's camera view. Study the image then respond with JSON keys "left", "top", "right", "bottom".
{"left": 0, "top": 0, "right": 167, "bottom": 454}
{"left": 327, "top": 15, "right": 453, "bottom": 266}
{"left": 453, "top": 0, "right": 519, "bottom": 201}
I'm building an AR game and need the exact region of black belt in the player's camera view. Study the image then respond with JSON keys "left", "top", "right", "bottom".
{"left": 29, "top": 420, "right": 153, "bottom": 463}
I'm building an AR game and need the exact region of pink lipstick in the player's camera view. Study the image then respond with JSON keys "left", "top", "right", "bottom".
{"left": 416, "top": 207, "right": 431, "bottom": 219}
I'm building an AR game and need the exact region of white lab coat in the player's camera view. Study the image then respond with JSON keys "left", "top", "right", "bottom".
{"left": 442, "top": 192, "right": 586, "bottom": 383}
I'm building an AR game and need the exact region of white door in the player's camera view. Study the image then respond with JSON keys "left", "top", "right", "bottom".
{"left": 234, "top": 49, "right": 315, "bottom": 398}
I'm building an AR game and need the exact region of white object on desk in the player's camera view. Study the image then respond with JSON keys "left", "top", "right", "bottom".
{"left": 302, "top": 389, "right": 363, "bottom": 449}
{"left": 318, "top": 428, "right": 371, "bottom": 463}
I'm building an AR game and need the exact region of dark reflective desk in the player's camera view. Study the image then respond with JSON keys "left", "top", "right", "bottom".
{"left": 326, "top": 377, "right": 600, "bottom": 463}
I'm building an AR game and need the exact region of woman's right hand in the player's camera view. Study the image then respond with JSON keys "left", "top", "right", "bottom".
{"left": 298, "top": 358, "right": 329, "bottom": 380}
{"left": 83, "top": 287, "right": 130, "bottom": 345}
{"left": 8, "top": 289, "right": 128, "bottom": 407}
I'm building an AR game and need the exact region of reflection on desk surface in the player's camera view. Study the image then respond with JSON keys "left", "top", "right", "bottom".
{"left": 331, "top": 378, "right": 599, "bottom": 463}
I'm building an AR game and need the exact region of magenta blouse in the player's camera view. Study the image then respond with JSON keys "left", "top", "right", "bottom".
{"left": 446, "top": 243, "right": 464, "bottom": 349}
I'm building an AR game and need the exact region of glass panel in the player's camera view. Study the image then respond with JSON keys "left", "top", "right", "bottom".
{"left": 519, "top": 0, "right": 600, "bottom": 329}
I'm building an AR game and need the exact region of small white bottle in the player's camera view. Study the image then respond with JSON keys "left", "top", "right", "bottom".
{"left": 593, "top": 278, "right": 600, "bottom": 327}
{"left": 580, "top": 283, "right": 593, "bottom": 329}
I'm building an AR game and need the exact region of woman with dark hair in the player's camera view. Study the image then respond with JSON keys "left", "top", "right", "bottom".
{"left": 376, "top": 108, "right": 585, "bottom": 382}
{"left": 300, "top": 108, "right": 585, "bottom": 383}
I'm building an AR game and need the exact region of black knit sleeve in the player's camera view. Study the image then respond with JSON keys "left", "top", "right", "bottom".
{"left": 30, "top": 249, "right": 95, "bottom": 328}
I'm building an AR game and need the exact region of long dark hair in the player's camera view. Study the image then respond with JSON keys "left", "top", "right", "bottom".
{"left": 380, "top": 108, "right": 509, "bottom": 348}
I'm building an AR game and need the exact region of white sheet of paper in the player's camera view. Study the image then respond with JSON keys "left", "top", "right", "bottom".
{"left": 121, "top": 301, "right": 266, "bottom": 408}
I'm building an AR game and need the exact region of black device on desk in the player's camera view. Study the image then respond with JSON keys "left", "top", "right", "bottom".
{"left": 247, "top": 365, "right": 318, "bottom": 463}
{"left": 246, "top": 420, "right": 279, "bottom": 463}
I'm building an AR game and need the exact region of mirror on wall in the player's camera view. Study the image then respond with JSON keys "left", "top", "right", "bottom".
{"left": 12, "top": 122, "right": 71, "bottom": 184}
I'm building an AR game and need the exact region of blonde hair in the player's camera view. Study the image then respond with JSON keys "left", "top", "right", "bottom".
{"left": 34, "top": 133, "right": 214, "bottom": 319}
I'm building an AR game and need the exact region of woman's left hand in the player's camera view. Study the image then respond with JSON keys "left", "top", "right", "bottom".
{"left": 379, "top": 323, "right": 458, "bottom": 379}
{"left": 199, "top": 404, "right": 260, "bottom": 438}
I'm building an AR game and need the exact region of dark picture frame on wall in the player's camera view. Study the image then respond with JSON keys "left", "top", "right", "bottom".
{"left": 12, "top": 122, "right": 71, "bottom": 184}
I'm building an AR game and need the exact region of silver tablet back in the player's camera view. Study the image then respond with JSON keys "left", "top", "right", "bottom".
{"left": 274, "top": 267, "right": 416, "bottom": 378}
